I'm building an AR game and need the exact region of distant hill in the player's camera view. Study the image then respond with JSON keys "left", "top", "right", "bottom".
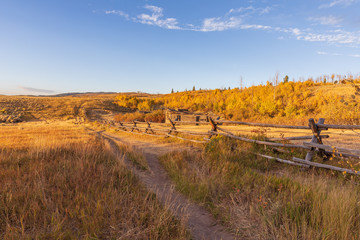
{"left": 48, "top": 92, "right": 118, "bottom": 97}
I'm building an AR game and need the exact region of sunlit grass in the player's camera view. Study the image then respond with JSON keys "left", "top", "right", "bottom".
{"left": 0, "top": 123, "right": 189, "bottom": 239}
{"left": 159, "top": 136, "right": 360, "bottom": 239}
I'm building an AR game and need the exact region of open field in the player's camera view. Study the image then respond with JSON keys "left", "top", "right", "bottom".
{"left": 0, "top": 121, "right": 189, "bottom": 239}
{"left": 1, "top": 92, "right": 360, "bottom": 239}
{"left": 86, "top": 125, "right": 360, "bottom": 239}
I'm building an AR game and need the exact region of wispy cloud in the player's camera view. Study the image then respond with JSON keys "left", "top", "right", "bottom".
{"left": 319, "top": 0, "right": 357, "bottom": 8}
{"left": 316, "top": 51, "right": 360, "bottom": 57}
{"left": 105, "top": 6, "right": 180, "bottom": 29}
{"left": 19, "top": 86, "right": 56, "bottom": 94}
{"left": 272, "top": 27, "right": 360, "bottom": 47}
{"left": 308, "top": 15, "right": 343, "bottom": 26}
{"left": 105, "top": 10, "right": 129, "bottom": 20}
{"left": 200, "top": 17, "right": 242, "bottom": 32}
{"left": 240, "top": 24, "right": 271, "bottom": 30}
{"left": 104, "top": 5, "right": 271, "bottom": 32}
{"left": 197, "top": 5, "right": 272, "bottom": 32}
{"left": 135, "top": 5, "right": 180, "bottom": 30}
{"left": 227, "top": 6, "right": 272, "bottom": 15}
{"left": 295, "top": 29, "right": 360, "bottom": 45}
{"left": 316, "top": 51, "right": 329, "bottom": 55}
{"left": 103, "top": 5, "right": 360, "bottom": 47}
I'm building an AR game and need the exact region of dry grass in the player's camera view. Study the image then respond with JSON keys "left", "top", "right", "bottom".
{"left": 312, "top": 84, "right": 355, "bottom": 96}
{"left": 159, "top": 136, "right": 360, "bottom": 239}
{"left": 0, "top": 122, "right": 189, "bottom": 239}
{"left": 116, "top": 142, "right": 149, "bottom": 170}
{"left": 0, "top": 93, "right": 123, "bottom": 122}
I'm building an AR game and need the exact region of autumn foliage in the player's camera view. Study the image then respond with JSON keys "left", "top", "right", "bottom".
{"left": 115, "top": 79, "right": 360, "bottom": 125}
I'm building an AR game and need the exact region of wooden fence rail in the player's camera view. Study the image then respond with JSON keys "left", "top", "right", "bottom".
{"left": 209, "top": 130, "right": 310, "bottom": 150}
{"left": 317, "top": 123, "right": 360, "bottom": 130}
{"left": 215, "top": 120, "right": 310, "bottom": 129}
{"left": 98, "top": 116, "right": 360, "bottom": 176}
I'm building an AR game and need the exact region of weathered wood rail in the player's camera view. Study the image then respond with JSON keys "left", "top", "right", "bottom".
{"left": 98, "top": 117, "right": 360, "bottom": 176}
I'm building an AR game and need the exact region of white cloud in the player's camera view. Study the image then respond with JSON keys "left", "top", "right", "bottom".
{"left": 199, "top": 6, "right": 272, "bottom": 32}
{"left": 103, "top": 5, "right": 360, "bottom": 48}
{"left": 227, "top": 6, "right": 271, "bottom": 15}
{"left": 228, "top": 6, "right": 255, "bottom": 14}
{"left": 106, "top": 5, "right": 272, "bottom": 32}
{"left": 316, "top": 51, "right": 341, "bottom": 56}
{"left": 200, "top": 17, "right": 242, "bottom": 32}
{"left": 260, "top": 6, "right": 272, "bottom": 15}
{"left": 143, "top": 5, "right": 162, "bottom": 14}
{"left": 296, "top": 30, "right": 360, "bottom": 45}
{"left": 240, "top": 24, "right": 271, "bottom": 30}
{"left": 291, "top": 28, "right": 302, "bottom": 36}
{"left": 105, "top": 5, "right": 180, "bottom": 29}
{"left": 136, "top": 5, "right": 180, "bottom": 30}
{"left": 105, "top": 10, "right": 129, "bottom": 20}
{"left": 308, "top": 15, "right": 343, "bottom": 26}
{"left": 275, "top": 26, "right": 360, "bottom": 47}
{"left": 319, "top": 0, "right": 357, "bottom": 8}
{"left": 349, "top": 54, "right": 360, "bottom": 57}
{"left": 316, "top": 51, "right": 360, "bottom": 57}
{"left": 316, "top": 51, "right": 328, "bottom": 55}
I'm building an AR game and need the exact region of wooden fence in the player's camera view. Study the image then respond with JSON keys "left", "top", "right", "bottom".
{"left": 98, "top": 117, "right": 360, "bottom": 176}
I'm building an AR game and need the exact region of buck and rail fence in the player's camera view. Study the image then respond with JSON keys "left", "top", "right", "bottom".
{"left": 97, "top": 117, "right": 360, "bottom": 176}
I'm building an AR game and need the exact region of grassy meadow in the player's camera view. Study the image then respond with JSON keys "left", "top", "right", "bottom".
{"left": 1, "top": 80, "right": 360, "bottom": 239}
{"left": 0, "top": 122, "right": 189, "bottom": 239}
{"left": 159, "top": 136, "right": 360, "bottom": 239}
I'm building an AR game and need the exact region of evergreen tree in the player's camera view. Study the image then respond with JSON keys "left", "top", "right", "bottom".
{"left": 283, "top": 75, "right": 289, "bottom": 83}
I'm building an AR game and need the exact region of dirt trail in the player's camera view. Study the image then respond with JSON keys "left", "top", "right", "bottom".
{"left": 99, "top": 131, "right": 235, "bottom": 240}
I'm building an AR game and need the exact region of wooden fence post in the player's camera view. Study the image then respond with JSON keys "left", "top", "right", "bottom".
{"left": 208, "top": 117, "right": 217, "bottom": 139}
{"left": 118, "top": 121, "right": 125, "bottom": 131}
{"left": 168, "top": 118, "right": 177, "bottom": 132}
{"left": 209, "top": 117, "right": 217, "bottom": 132}
{"left": 146, "top": 121, "right": 155, "bottom": 134}
{"left": 131, "top": 120, "right": 137, "bottom": 132}
{"left": 305, "top": 118, "right": 325, "bottom": 161}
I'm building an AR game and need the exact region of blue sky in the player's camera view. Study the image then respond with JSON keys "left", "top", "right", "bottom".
{"left": 1, "top": 0, "right": 360, "bottom": 95}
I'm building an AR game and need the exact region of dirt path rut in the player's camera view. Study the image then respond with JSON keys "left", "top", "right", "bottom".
{"left": 100, "top": 131, "right": 235, "bottom": 240}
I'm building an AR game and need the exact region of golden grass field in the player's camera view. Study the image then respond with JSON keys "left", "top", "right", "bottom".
{"left": 1, "top": 92, "right": 360, "bottom": 239}
{"left": 96, "top": 121, "right": 360, "bottom": 239}
{"left": 0, "top": 121, "right": 189, "bottom": 239}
